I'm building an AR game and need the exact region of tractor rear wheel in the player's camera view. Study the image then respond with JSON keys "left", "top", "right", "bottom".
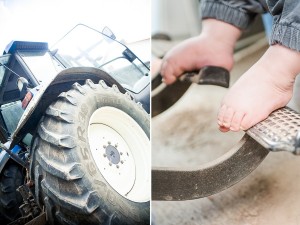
{"left": 0, "top": 161, "right": 24, "bottom": 223}
{"left": 32, "top": 79, "right": 150, "bottom": 225}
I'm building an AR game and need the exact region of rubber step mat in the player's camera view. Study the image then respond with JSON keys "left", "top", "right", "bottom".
{"left": 247, "top": 107, "right": 300, "bottom": 154}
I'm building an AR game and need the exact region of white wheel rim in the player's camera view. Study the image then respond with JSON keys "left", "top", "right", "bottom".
{"left": 88, "top": 106, "right": 150, "bottom": 202}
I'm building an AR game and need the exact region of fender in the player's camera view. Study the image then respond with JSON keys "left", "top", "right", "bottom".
{"left": 10, "top": 67, "right": 126, "bottom": 148}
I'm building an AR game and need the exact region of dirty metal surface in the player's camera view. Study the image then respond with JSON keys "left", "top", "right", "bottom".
{"left": 152, "top": 66, "right": 229, "bottom": 116}
{"left": 152, "top": 107, "right": 300, "bottom": 201}
{"left": 247, "top": 107, "right": 300, "bottom": 154}
{"left": 152, "top": 76, "right": 190, "bottom": 117}
{"left": 179, "top": 66, "right": 230, "bottom": 88}
{"left": 152, "top": 135, "right": 269, "bottom": 201}
{"left": 24, "top": 212, "right": 46, "bottom": 225}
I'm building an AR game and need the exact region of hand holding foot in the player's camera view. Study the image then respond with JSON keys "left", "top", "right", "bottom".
{"left": 218, "top": 44, "right": 300, "bottom": 132}
{"left": 160, "top": 19, "right": 241, "bottom": 84}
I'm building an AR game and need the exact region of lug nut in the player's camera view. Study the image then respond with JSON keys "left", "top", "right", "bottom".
{"left": 103, "top": 145, "right": 106, "bottom": 148}
{"left": 108, "top": 141, "right": 111, "bottom": 145}
{"left": 103, "top": 154, "right": 107, "bottom": 158}
{"left": 121, "top": 160, "right": 124, "bottom": 164}
{"left": 116, "top": 165, "right": 119, "bottom": 169}
{"left": 115, "top": 144, "right": 118, "bottom": 148}
{"left": 109, "top": 163, "right": 112, "bottom": 166}
{"left": 120, "top": 152, "right": 123, "bottom": 155}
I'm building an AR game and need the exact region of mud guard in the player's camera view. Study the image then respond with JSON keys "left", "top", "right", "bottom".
{"left": 10, "top": 67, "right": 126, "bottom": 148}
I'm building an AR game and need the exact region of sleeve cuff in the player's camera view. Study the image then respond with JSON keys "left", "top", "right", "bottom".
{"left": 201, "top": 1, "right": 255, "bottom": 30}
{"left": 270, "top": 23, "right": 300, "bottom": 52}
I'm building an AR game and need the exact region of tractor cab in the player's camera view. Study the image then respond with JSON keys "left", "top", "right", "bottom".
{"left": 0, "top": 42, "right": 55, "bottom": 140}
{"left": 0, "top": 24, "right": 150, "bottom": 141}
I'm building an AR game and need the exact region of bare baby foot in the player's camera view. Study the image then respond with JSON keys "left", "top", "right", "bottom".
{"left": 161, "top": 19, "right": 241, "bottom": 84}
{"left": 218, "top": 45, "right": 300, "bottom": 132}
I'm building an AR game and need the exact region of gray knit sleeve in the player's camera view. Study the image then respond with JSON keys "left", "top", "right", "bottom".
{"left": 269, "top": 1, "right": 300, "bottom": 51}
{"left": 201, "top": 0, "right": 266, "bottom": 30}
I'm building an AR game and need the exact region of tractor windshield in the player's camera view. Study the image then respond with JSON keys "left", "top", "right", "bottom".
{"left": 51, "top": 24, "right": 149, "bottom": 93}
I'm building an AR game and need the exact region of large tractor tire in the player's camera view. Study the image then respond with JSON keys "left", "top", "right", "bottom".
{"left": 32, "top": 79, "right": 150, "bottom": 225}
{"left": 0, "top": 161, "right": 24, "bottom": 223}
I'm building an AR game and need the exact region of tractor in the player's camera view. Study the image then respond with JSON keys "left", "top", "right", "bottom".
{"left": 0, "top": 24, "right": 150, "bottom": 225}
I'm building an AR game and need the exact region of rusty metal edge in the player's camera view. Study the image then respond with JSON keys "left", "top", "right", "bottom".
{"left": 24, "top": 212, "right": 46, "bottom": 225}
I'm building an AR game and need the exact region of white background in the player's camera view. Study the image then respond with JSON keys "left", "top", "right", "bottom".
{"left": 0, "top": 0, "right": 150, "bottom": 52}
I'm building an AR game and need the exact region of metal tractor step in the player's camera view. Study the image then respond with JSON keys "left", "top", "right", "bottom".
{"left": 152, "top": 107, "right": 300, "bottom": 201}
{"left": 247, "top": 107, "right": 300, "bottom": 155}
{"left": 152, "top": 69, "right": 300, "bottom": 201}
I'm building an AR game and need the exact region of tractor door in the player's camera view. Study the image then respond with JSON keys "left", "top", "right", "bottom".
{"left": 0, "top": 55, "right": 25, "bottom": 141}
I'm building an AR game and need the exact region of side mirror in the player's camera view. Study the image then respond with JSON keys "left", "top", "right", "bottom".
{"left": 102, "top": 26, "right": 116, "bottom": 40}
{"left": 17, "top": 77, "right": 29, "bottom": 92}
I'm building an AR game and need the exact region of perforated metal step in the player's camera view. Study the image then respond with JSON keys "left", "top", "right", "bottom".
{"left": 247, "top": 107, "right": 300, "bottom": 154}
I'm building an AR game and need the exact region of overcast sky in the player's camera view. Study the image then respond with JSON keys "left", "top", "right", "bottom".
{"left": 0, "top": 0, "right": 150, "bottom": 51}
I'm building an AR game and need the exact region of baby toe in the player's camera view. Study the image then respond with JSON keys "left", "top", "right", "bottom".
{"left": 161, "top": 62, "right": 176, "bottom": 84}
{"left": 230, "top": 111, "right": 245, "bottom": 132}
{"left": 219, "top": 125, "right": 230, "bottom": 132}
{"left": 240, "top": 114, "right": 254, "bottom": 131}
{"left": 217, "top": 104, "right": 227, "bottom": 126}
{"left": 222, "top": 106, "right": 234, "bottom": 128}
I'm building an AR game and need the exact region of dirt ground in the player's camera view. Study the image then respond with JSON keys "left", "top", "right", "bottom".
{"left": 152, "top": 42, "right": 300, "bottom": 225}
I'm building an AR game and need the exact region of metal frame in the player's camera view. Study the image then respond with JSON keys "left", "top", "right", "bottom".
{"left": 152, "top": 68, "right": 300, "bottom": 201}
{"left": 152, "top": 135, "right": 269, "bottom": 201}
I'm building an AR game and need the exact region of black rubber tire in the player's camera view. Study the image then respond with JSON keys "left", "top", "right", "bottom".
{"left": 32, "top": 79, "right": 150, "bottom": 225}
{"left": 0, "top": 161, "right": 24, "bottom": 223}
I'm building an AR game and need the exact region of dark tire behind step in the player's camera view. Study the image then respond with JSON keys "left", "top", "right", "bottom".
{"left": 32, "top": 79, "right": 150, "bottom": 225}
{"left": 0, "top": 161, "right": 24, "bottom": 224}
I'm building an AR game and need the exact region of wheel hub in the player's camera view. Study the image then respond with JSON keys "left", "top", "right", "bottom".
{"left": 105, "top": 144, "right": 120, "bottom": 165}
